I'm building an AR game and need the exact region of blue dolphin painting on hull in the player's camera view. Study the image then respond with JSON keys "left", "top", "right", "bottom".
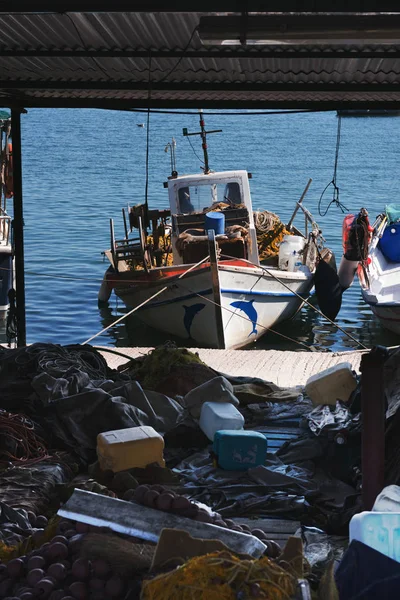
{"left": 183, "top": 303, "right": 206, "bottom": 337}
{"left": 230, "top": 299, "right": 258, "bottom": 336}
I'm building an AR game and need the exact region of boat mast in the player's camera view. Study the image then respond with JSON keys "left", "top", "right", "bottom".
{"left": 183, "top": 109, "right": 222, "bottom": 174}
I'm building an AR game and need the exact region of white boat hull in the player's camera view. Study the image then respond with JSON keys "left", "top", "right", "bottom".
{"left": 369, "top": 304, "right": 400, "bottom": 335}
{"left": 359, "top": 239, "right": 400, "bottom": 336}
{"left": 111, "top": 260, "right": 313, "bottom": 349}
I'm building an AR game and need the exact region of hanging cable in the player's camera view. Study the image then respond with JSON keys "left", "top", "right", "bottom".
{"left": 110, "top": 108, "right": 332, "bottom": 116}
{"left": 156, "top": 27, "right": 198, "bottom": 84}
{"left": 318, "top": 114, "right": 349, "bottom": 216}
{"left": 186, "top": 134, "right": 205, "bottom": 165}
{"left": 144, "top": 52, "right": 152, "bottom": 220}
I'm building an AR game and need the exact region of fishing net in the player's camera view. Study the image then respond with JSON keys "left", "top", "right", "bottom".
{"left": 254, "top": 211, "right": 292, "bottom": 262}
{"left": 125, "top": 344, "right": 206, "bottom": 391}
{"left": 386, "top": 204, "right": 400, "bottom": 224}
{"left": 141, "top": 551, "right": 297, "bottom": 600}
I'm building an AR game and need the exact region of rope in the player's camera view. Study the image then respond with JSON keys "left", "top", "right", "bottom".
{"left": 176, "top": 281, "right": 314, "bottom": 351}
{"left": 221, "top": 255, "right": 367, "bottom": 350}
{"left": 318, "top": 114, "right": 348, "bottom": 216}
{"left": 81, "top": 255, "right": 211, "bottom": 345}
{"left": 0, "top": 410, "right": 49, "bottom": 466}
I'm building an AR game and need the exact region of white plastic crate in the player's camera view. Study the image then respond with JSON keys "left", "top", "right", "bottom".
{"left": 350, "top": 512, "right": 400, "bottom": 562}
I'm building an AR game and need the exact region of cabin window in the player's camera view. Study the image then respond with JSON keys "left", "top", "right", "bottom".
{"left": 177, "top": 181, "right": 242, "bottom": 214}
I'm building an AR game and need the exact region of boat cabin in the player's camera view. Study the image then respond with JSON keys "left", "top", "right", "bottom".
{"left": 167, "top": 170, "right": 259, "bottom": 266}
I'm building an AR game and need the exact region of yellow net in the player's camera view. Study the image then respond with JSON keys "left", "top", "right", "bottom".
{"left": 0, "top": 516, "right": 59, "bottom": 562}
{"left": 141, "top": 551, "right": 297, "bottom": 600}
{"left": 254, "top": 211, "right": 293, "bottom": 263}
{"left": 129, "top": 233, "right": 173, "bottom": 271}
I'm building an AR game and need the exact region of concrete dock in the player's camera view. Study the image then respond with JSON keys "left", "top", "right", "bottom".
{"left": 99, "top": 347, "right": 364, "bottom": 388}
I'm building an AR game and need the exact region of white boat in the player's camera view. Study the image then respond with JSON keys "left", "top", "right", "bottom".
{"left": 357, "top": 207, "right": 400, "bottom": 335}
{"left": 99, "top": 113, "right": 329, "bottom": 349}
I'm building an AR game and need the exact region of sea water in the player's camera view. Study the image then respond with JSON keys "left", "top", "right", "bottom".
{"left": 3, "top": 108, "right": 399, "bottom": 351}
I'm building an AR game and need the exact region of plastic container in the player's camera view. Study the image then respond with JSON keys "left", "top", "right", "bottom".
{"left": 287, "top": 250, "right": 304, "bottom": 272}
{"left": 97, "top": 425, "right": 165, "bottom": 473}
{"left": 379, "top": 223, "right": 400, "bottom": 262}
{"left": 305, "top": 362, "right": 357, "bottom": 406}
{"left": 184, "top": 376, "right": 239, "bottom": 418}
{"left": 278, "top": 235, "right": 305, "bottom": 271}
{"left": 213, "top": 430, "right": 268, "bottom": 470}
{"left": 350, "top": 512, "right": 400, "bottom": 562}
{"left": 199, "top": 401, "right": 244, "bottom": 441}
{"left": 205, "top": 211, "right": 225, "bottom": 235}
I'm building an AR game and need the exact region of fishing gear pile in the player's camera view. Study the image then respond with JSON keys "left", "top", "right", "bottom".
{"left": 0, "top": 410, "right": 49, "bottom": 467}
{"left": 254, "top": 210, "right": 292, "bottom": 262}
{"left": 141, "top": 551, "right": 297, "bottom": 600}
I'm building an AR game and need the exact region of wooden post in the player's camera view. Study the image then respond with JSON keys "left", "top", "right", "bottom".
{"left": 208, "top": 229, "right": 225, "bottom": 349}
{"left": 11, "top": 108, "right": 26, "bottom": 347}
{"left": 361, "top": 346, "right": 387, "bottom": 510}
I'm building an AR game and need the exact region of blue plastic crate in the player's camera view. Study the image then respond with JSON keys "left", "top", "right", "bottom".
{"left": 213, "top": 430, "right": 268, "bottom": 471}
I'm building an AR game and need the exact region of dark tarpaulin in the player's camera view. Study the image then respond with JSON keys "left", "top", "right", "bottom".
{"left": 0, "top": 344, "right": 183, "bottom": 464}
{"left": 336, "top": 540, "right": 400, "bottom": 600}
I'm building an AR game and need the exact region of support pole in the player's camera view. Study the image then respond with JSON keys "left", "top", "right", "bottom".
{"left": 207, "top": 229, "right": 225, "bottom": 349}
{"left": 361, "top": 346, "right": 387, "bottom": 510}
{"left": 11, "top": 108, "right": 26, "bottom": 347}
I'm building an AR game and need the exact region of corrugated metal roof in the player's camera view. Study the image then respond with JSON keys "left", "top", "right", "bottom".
{"left": 1, "top": 11, "right": 400, "bottom": 109}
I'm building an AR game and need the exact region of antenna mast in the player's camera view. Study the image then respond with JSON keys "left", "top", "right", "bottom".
{"left": 183, "top": 109, "right": 222, "bottom": 174}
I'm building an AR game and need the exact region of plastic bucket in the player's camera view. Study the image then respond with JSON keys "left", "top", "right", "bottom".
{"left": 379, "top": 223, "right": 400, "bottom": 262}
{"left": 205, "top": 211, "right": 225, "bottom": 235}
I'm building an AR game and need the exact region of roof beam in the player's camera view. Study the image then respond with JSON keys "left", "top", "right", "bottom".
{"left": 2, "top": 48, "right": 400, "bottom": 59}
{"left": 4, "top": 97, "right": 400, "bottom": 111}
{"left": 0, "top": 3, "right": 398, "bottom": 13}
{"left": 1, "top": 81, "right": 400, "bottom": 93}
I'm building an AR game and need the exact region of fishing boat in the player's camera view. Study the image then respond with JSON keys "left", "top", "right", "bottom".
{"left": 354, "top": 206, "right": 400, "bottom": 335}
{"left": 0, "top": 113, "right": 14, "bottom": 317}
{"left": 99, "top": 112, "right": 330, "bottom": 349}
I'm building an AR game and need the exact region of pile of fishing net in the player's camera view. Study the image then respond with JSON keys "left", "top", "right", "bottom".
{"left": 141, "top": 550, "right": 297, "bottom": 600}
{"left": 254, "top": 210, "right": 292, "bottom": 262}
{"left": 124, "top": 344, "right": 207, "bottom": 391}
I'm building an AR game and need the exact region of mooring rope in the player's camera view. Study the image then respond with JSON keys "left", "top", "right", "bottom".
{"left": 81, "top": 255, "right": 211, "bottom": 345}
{"left": 220, "top": 255, "right": 367, "bottom": 350}
{"left": 176, "top": 281, "right": 315, "bottom": 351}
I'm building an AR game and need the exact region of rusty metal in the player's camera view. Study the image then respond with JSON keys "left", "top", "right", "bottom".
{"left": 59, "top": 489, "right": 266, "bottom": 558}
{"left": 361, "top": 346, "right": 388, "bottom": 510}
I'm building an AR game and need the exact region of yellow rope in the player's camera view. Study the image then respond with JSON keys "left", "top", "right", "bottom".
{"left": 141, "top": 551, "right": 297, "bottom": 600}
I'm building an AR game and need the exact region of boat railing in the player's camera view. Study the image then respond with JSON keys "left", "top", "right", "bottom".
{"left": 0, "top": 214, "right": 11, "bottom": 246}
{"left": 293, "top": 200, "right": 319, "bottom": 237}
{"left": 370, "top": 214, "right": 387, "bottom": 250}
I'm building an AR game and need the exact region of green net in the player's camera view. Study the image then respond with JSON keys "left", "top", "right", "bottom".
{"left": 386, "top": 204, "right": 400, "bottom": 224}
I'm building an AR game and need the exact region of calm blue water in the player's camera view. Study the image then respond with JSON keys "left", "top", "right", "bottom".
{"left": 4, "top": 108, "right": 400, "bottom": 351}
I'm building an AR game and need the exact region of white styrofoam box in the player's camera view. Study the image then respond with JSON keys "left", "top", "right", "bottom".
{"left": 305, "top": 362, "right": 357, "bottom": 406}
{"left": 350, "top": 512, "right": 400, "bottom": 562}
{"left": 199, "top": 401, "right": 244, "bottom": 441}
